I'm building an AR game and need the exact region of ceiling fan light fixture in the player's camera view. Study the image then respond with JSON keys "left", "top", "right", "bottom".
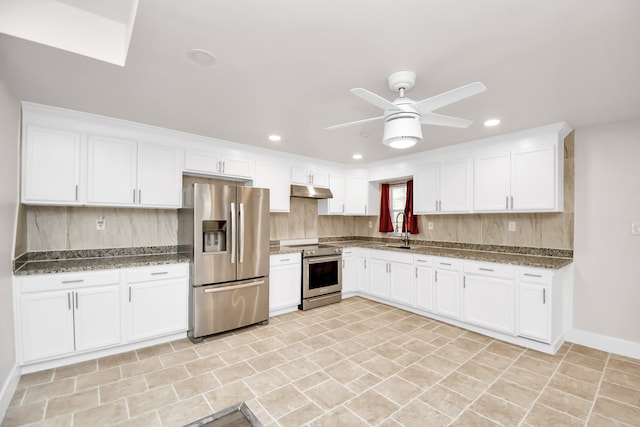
{"left": 383, "top": 113, "right": 422, "bottom": 149}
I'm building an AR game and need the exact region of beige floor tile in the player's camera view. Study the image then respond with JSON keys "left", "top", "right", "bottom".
{"left": 592, "top": 396, "right": 640, "bottom": 425}
{"left": 244, "top": 368, "right": 292, "bottom": 395}
{"left": 525, "top": 403, "right": 584, "bottom": 426}
{"left": 2, "top": 401, "right": 46, "bottom": 426}
{"left": 97, "top": 351, "right": 138, "bottom": 370}
{"left": 8, "top": 388, "right": 25, "bottom": 407}
{"left": 548, "top": 373, "right": 599, "bottom": 401}
{"left": 277, "top": 342, "right": 315, "bottom": 361}
{"left": 257, "top": 384, "right": 311, "bottom": 419}
{"left": 402, "top": 338, "right": 438, "bottom": 356}
{"left": 558, "top": 360, "right": 604, "bottom": 384}
{"left": 565, "top": 351, "right": 607, "bottom": 371}
{"left": 26, "top": 413, "right": 73, "bottom": 427}
{"left": 126, "top": 384, "right": 178, "bottom": 418}
{"left": 450, "top": 410, "right": 500, "bottom": 426}
{"left": 435, "top": 344, "right": 475, "bottom": 365}
{"left": 169, "top": 337, "right": 195, "bottom": 351}
{"left": 72, "top": 399, "right": 128, "bottom": 426}
{"left": 213, "top": 361, "right": 256, "bottom": 385}
{"left": 457, "top": 360, "right": 502, "bottom": 384}
{"left": 450, "top": 336, "right": 488, "bottom": 353}
{"left": 604, "top": 367, "right": 640, "bottom": 391}
{"left": 112, "top": 411, "right": 162, "bottom": 427}
{"left": 417, "top": 354, "right": 460, "bottom": 376}
{"left": 330, "top": 339, "right": 368, "bottom": 358}
{"left": 172, "top": 371, "right": 220, "bottom": 400}
{"left": 609, "top": 353, "right": 640, "bottom": 366}
{"left": 487, "top": 379, "right": 539, "bottom": 409}
{"left": 471, "top": 350, "right": 513, "bottom": 371}
{"left": 53, "top": 360, "right": 97, "bottom": 380}
{"left": 348, "top": 349, "right": 377, "bottom": 365}
{"left": 323, "top": 359, "right": 367, "bottom": 384}
{"left": 361, "top": 355, "right": 403, "bottom": 378}
{"left": 345, "top": 373, "right": 384, "bottom": 395}
{"left": 278, "top": 402, "right": 325, "bottom": 427}
{"left": 308, "top": 405, "right": 368, "bottom": 426}
{"left": 99, "top": 375, "right": 147, "bottom": 404}
{"left": 419, "top": 384, "right": 471, "bottom": 418}
{"left": 471, "top": 393, "right": 527, "bottom": 426}
{"left": 485, "top": 340, "right": 525, "bottom": 359}
{"left": 278, "top": 357, "right": 321, "bottom": 381}
{"left": 513, "top": 354, "right": 557, "bottom": 376}
{"left": 537, "top": 386, "right": 592, "bottom": 420}
{"left": 371, "top": 341, "right": 407, "bottom": 360}
{"left": 144, "top": 365, "right": 189, "bottom": 389}
{"left": 373, "top": 375, "right": 422, "bottom": 406}
{"left": 75, "top": 366, "right": 121, "bottom": 391}
{"left": 45, "top": 388, "right": 99, "bottom": 419}
{"left": 608, "top": 358, "right": 640, "bottom": 376}
{"left": 432, "top": 323, "right": 466, "bottom": 339}
{"left": 204, "top": 381, "right": 256, "bottom": 413}
{"left": 440, "top": 371, "right": 489, "bottom": 400}
{"left": 184, "top": 354, "right": 227, "bottom": 376}
{"left": 306, "top": 348, "right": 345, "bottom": 367}
{"left": 23, "top": 378, "right": 75, "bottom": 404}
{"left": 570, "top": 344, "right": 608, "bottom": 360}
{"left": 345, "top": 390, "right": 400, "bottom": 425}
{"left": 218, "top": 345, "right": 259, "bottom": 365}
{"left": 599, "top": 381, "right": 640, "bottom": 408}
{"left": 305, "top": 378, "right": 355, "bottom": 410}
{"left": 502, "top": 366, "right": 550, "bottom": 392}
{"left": 393, "top": 399, "right": 452, "bottom": 427}
{"left": 249, "top": 337, "right": 285, "bottom": 354}
{"left": 159, "top": 347, "right": 199, "bottom": 367}
{"left": 246, "top": 350, "right": 288, "bottom": 372}
{"left": 16, "top": 370, "right": 54, "bottom": 390}
{"left": 135, "top": 342, "right": 173, "bottom": 360}
{"left": 586, "top": 412, "right": 634, "bottom": 427}
{"left": 303, "top": 334, "right": 338, "bottom": 351}
{"left": 193, "top": 340, "right": 232, "bottom": 358}
{"left": 120, "top": 356, "right": 163, "bottom": 378}
{"left": 156, "top": 395, "right": 213, "bottom": 426}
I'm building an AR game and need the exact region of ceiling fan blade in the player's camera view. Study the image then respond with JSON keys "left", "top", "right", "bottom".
{"left": 413, "top": 82, "right": 486, "bottom": 113}
{"left": 326, "top": 115, "right": 385, "bottom": 130}
{"left": 420, "top": 112, "right": 473, "bottom": 128}
{"left": 351, "top": 88, "right": 401, "bottom": 111}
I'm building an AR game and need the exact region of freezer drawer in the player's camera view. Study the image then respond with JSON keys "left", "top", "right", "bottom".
{"left": 190, "top": 278, "right": 269, "bottom": 339}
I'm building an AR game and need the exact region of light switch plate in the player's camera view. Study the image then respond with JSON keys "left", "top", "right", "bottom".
{"left": 632, "top": 223, "right": 640, "bottom": 235}
{"left": 96, "top": 216, "right": 106, "bottom": 231}
{"left": 428, "top": 222, "right": 434, "bottom": 230}
{"left": 508, "top": 221, "right": 516, "bottom": 232}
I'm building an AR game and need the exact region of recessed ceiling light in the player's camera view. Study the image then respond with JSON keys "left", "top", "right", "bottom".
{"left": 187, "top": 49, "right": 217, "bottom": 66}
{"left": 352, "top": 154, "right": 363, "bottom": 160}
{"left": 268, "top": 134, "right": 282, "bottom": 142}
{"left": 484, "top": 118, "right": 501, "bottom": 127}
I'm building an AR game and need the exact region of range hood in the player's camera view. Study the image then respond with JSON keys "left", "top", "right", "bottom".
{"left": 290, "top": 184, "right": 333, "bottom": 199}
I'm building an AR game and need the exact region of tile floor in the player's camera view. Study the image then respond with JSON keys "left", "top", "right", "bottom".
{"left": 4, "top": 297, "right": 640, "bottom": 426}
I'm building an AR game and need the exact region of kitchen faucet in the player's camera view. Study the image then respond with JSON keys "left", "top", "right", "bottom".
{"left": 395, "top": 212, "right": 410, "bottom": 247}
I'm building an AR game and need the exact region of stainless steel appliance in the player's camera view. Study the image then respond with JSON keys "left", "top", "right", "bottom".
{"left": 179, "top": 182, "right": 270, "bottom": 342}
{"left": 292, "top": 244, "right": 343, "bottom": 310}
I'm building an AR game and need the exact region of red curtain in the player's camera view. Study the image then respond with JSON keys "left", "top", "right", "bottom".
{"left": 379, "top": 183, "right": 394, "bottom": 232}
{"left": 402, "top": 180, "right": 419, "bottom": 234}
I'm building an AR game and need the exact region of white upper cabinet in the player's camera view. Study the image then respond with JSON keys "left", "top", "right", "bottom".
{"left": 254, "top": 161, "right": 291, "bottom": 212}
{"left": 87, "top": 136, "right": 180, "bottom": 208}
{"left": 474, "top": 124, "right": 568, "bottom": 212}
{"left": 345, "top": 176, "right": 368, "bottom": 215}
{"left": 22, "top": 126, "right": 82, "bottom": 205}
{"left": 414, "top": 159, "right": 472, "bottom": 214}
{"left": 318, "top": 174, "right": 345, "bottom": 215}
{"left": 291, "top": 167, "right": 329, "bottom": 187}
{"left": 184, "top": 150, "right": 252, "bottom": 179}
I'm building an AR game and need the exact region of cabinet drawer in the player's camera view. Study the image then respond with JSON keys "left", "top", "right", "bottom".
{"left": 413, "top": 255, "right": 432, "bottom": 267}
{"left": 518, "top": 268, "right": 553, "bottom": 283}
{"left": 434, "top": 257, "right": 460, "bottom": 270}
{"left": 270, "top": 253, "right": 301, "bottom": 266}
{"left": 19, "top": 270, "right": 121, "bottom": 293}
{"left": 126, "top": 264, "right": 188, "bottom": 283}
{"left": 370, "top": 250, "right": 413, "bottom": 264}
{"left": 464, "top": 261, "right": 516, "bottom": 279}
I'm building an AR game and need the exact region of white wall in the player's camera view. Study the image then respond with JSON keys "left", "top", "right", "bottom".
{"left": 0, "top": 76, "right": 20, "bottom": 418}
{"left": 573, "top": 118, "right": 640, "bottom": 351}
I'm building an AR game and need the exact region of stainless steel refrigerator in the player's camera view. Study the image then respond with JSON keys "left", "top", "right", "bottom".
{"left": 179, "top": 182, "right": 270, "bottom": 342}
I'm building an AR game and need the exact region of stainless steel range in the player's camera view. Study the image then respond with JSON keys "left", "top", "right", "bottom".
{"left": 289, "top": 243, "right": 343, "bottom": 310}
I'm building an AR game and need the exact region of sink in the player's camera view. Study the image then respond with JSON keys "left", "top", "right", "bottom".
{"left": 376, "top": 244, "right": 413, "bottom": 250}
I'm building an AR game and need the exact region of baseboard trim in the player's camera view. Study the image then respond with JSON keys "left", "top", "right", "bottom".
{"left": 566, "top": 329, "right": 640, "bottom": 359}
{"left": 0, "top": 363, "right": 21, "bottom": 424}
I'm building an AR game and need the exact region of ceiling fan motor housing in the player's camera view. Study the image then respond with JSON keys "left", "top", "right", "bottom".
{"left": 383, "top": 112, "right": 423, "bottom": 148}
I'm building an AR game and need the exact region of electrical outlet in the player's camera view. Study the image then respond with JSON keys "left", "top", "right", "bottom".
{"left": 632, "top": 223, "right": 640, "bottom": 235}
{"left": 368, "top": 221, "right": 373, "bottom": 228}
{"left": 96, "top": 216, "right": 106, "bottom": 231}
{"left": 508, "top": 221, "right": 516, "bottom": 232}
{"left": 428, "top": 222, "right": 434, "bottom": 230}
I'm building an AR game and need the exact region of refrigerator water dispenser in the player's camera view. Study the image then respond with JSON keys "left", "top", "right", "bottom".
{"left": 203, "top": 220, "right": 226, "bottom": 252}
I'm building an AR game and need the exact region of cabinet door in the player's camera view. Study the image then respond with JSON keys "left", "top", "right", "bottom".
{"left": 518, "top": 282, "right": 551, "bottom": 342}
{"left": 463, "top": 275, "right": 515, "bottom": 335}
{"left": 415, "top": 263, "right": 434, "bottom": 312}
{"left": 22, "top": 126, "right": 81, "bottom": 204}
{"left": 127, "top": 279, "right": 188, "bottom": 342}
{"left": 19, "top": 290, "right": 75, "bottom": 362}
{"left": 511, "top": 145, "right": 556, "bottom": 210}
{"left": 74, "top": 286, "right": 121, "bottom": 352}
{"left": 388, "top": 260, "right": 414, "bottom": 306}
{"left": 86, "top": 135, "right": 137, "bottom": 205}
{"left": 357, "top": 256, "right": 370, "bottom": 294}
{"left": 474, "top": 152, "right": 511, "bottom": 211}
{"left": 341, "top": 253, "right": 358, "bottom": 293}
{"left": 137, "top": 143, "right": 181, "bottom": 208}
{"left": 324, "top": 174, "right": 345, "bottom": 214}
{"left": 269, "top": 256, "right": 302, "bottom": 311}
{"left": 184, "top": 150, "right": 220, "bottom": 175}
{"left": 345, "top": 176, "right": 368, "bottom": 215}
{"left": 414, "top": 163, "right": 439, "bottom": 214}
{"left": 291, "top": 168, "right": 311, "bottom": 185}
{"left": 434, "top": 269, "right": 460, "bottom": 319}
{"left": 368, "top": 257, "right": 390, "bottom": 298}
{"left": 255, "top": 162, "right": 291, "bottom": 212}
{"left": 440, "top": 159, "right": 471, "bottom": 212}
{"left": 220, "top": 158, "right": 252, "bottom": 178}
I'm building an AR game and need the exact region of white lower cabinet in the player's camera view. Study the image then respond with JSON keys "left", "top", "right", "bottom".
{"left": 17, "top": 270, "right": 122, "bottom": 363}
{"left": 341, "top": 249, "right": 358, "bottom": 294}
{"left": 433, "top": 258, "right": 461, "bottom": 319}
{"left": 269, "top": 253, "right": 301, "bottom": 314}
{"left": 414, "top": 255, "right": 434, "bottom": 312}
{"left": 517, "top": 268, "right": 556, "bottom": 343}
{"left": 462, "top": 261, "right": 516, "bottom": 335}
{"left": 357, "top": 251, "right": 370, "bottom": 294}
{"left": 125, "top": 264, "right": 189, "bottom": 343}
{"left": 16, "top": 263, "right": 188, "bottom": 366}
{"left": 368, "top": 250, "right": 413, "bottom": 304}
{"left": 368, "top": 255, "right": 390, "bottom": 299}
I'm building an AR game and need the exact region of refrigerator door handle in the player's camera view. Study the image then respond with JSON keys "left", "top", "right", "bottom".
{"left": 203, "top": 280, "right": 265, "bottom": 293}
{"left": 230, "top": 202, "right": 236, "bottom": 264}
{"left": 239, "top": 202, "right": 245, "bottom": 263}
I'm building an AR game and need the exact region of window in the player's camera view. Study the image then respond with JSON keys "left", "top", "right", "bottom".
{"left": 389, "top": 183, "right": 407, "bottom": 233}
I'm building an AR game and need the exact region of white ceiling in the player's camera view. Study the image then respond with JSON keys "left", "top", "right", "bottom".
{"left": 1, "top": 0, "right": 639, "bottom": 164}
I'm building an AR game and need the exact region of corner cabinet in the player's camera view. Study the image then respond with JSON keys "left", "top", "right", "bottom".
{"left": 22, "top": 126, "right": 83, "bottom": 205}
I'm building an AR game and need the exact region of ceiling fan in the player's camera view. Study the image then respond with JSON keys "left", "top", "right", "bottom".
{"left": 327, "top": 71, "right": 486, "bottom": 149}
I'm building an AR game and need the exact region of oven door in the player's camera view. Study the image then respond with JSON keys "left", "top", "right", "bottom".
{"left": 303, "top": 254, "right": 342, "bottom": 299}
